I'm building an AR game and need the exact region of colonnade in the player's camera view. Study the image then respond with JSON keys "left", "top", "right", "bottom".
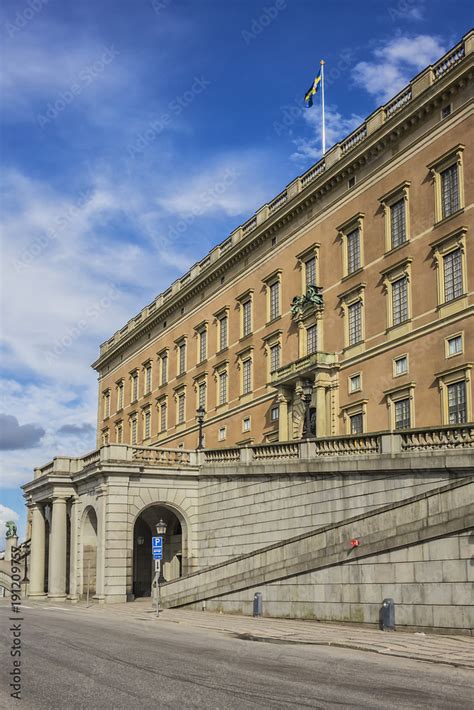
{"left": 28, "top": 494, "right": 104, "bottom": 602}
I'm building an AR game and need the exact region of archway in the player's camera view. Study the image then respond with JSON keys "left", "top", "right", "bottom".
{"left": 81, "top": 507, "right": 97, "bottom": 599}
{"left": 133, "top": 505, "right": 183, "bottom": 598}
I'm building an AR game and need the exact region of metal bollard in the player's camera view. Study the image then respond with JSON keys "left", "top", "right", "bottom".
{"left": 381, "top": 598, "right": 395, "bottom": 631}
{"left": 253, "top": 592, "right": 263, "bottom": 617}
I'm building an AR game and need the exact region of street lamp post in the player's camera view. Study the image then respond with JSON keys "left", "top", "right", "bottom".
{"left": 300, "top": 379, "right": 313, "bottom": 440}
{"left": 154, "top": 518, "right": 167, "bottom": 617}
{"left": 196, "top": 406, "right": 205, "bottom": 450}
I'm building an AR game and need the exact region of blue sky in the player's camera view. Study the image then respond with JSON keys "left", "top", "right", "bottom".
{"left": 0, "top": 0, "right": 472, "bottom": 538}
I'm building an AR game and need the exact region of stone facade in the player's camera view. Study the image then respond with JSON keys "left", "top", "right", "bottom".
{"left": 91, "top": 33, "right": 474, "bottom": 451}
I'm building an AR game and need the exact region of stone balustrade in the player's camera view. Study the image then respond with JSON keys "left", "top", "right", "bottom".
{"left": 34, "top": 423, "right": 474, "bottom": 477}
{"left": 271, "top": 351, "right": 337, "bottom": 384}
{"left": 385, "top": 86, "right": 412, "bottom": 118}
{"left": 341, "top": 123, "right": 368, "bottom": 154}
{"left": 204, "top": 448, "right": 241, "bottom": 464}
{"left": 434, "top": 42, "right": 465, "bottom": 79}
{"left": 132, "top": 446, "right": 191, "bottom": 466}
{"left": 400, "top": 425, "right": 474, "bottom": 451}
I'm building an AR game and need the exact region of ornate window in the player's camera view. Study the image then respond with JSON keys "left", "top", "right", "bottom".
{"left": 219, "top": 314, "right": 228, "bottom": 350}
{"left": 219, "top": 370, "right": 228, "bottom": 405}
{"left": 177, "top": 339, "right": 186, "bottom": 376}
{"left": 103, "top": 389, "right": 110, "bottom": 419}
{"left": 242, "top": 358, "right": 252, "bottom": 395}
{"left": 338, "top": 213, "right": 364, "bottom": 277}
{"left": 393, "top": 354, "right": 408, "bottom": 377}
{"left": 446, "top": 333, "right": 463, "bottom": 359}
{"left": 263, "top": 330, "right": 282, "bottom": 380}
{"left": 157, "top": 397, "right": 167, "bottom": 433}
{"left": 143, "top": 406, "right": 151, "bottom": 439}
{"left": 306, "top": 324, "right": 317, "bottom": 354}
{"left": 443, "top": 249, "right": 463, "bottom": 302}
{"left": 270, "top": 343, "right": 281, "bottom": 373}
{"left": 341, "top": 399, "right": 367, "bottom": 435}
{"left": 195, "top": 321, "right": 208, "bottom": 364}
{"left": 348, "top": 373, "right": 361, "bottom": 394}
{"left": 143, "top": 362, "right": 152, "bottom": 395}
{"left": 130, "top": 370, "right": 139, "bottom": 403}
{"left": 436, "top": 364, "right": 472, "bottom": 425}
{"left": 115, "top": 420, "right": 123, "bottom": 444}
{"left": 176, "top": 389, "right": 186, "bottom": 425}
{"left": 116, "top": 379, "right": 124, "bottom": 411}
{"left": 214, "top": 360, "right": 229, "bottom": 407}
{"left": 237, "top": 289, "right": 254, "bottom": 338}
{"left": 296, "top": 243, "right": 320, "bottom": 293}
{"left": 428, "top": 144, "right": 464, "bottom": 223}
{"left": 447, "top": 381, "right": 467, "bottom": 423}
{"left": 430, "top": 227, "right": 467, "bottom": 312}
{"left": 348, "top": 301, "right": 362, "bottom": 345}
{"left": 379, "top": 181, "right": 410, "bottom": 252}
{"left": 263, "top": 270, "right": 282, "bottom": 323}
{"left": 130, "top": 413, "right": 138, "bottom": 444}
{"left": 347, "top": 229, "right": 360, "bottom": 274}
{"left": 384, "top": 383, "right": 415, "bottom": 431}
{"left": 198, "top": 381, "right": 207, "bottom": 409}
{"left": 339, "top": 283, "right": 366, "bottom": 352}
{"left": 350, "top": 413, "right": 363, "bottom": 434}
{"left": 305, "top": 256, "right": 316, "bottom": 287}
{"left": 159, "top": 350, "right": 169, "bottom": 386}
{"left": 381, "top": 258, "right": 412, "bottom": 333}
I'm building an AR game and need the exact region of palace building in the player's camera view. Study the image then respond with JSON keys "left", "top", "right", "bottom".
{"left": 94, "top": 35, "right": 473, "bottom": 451}
{"left": 22, "top": 34, "right": 474, "bottom": 631}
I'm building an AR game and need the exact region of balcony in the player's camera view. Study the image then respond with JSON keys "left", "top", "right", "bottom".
{"left": 271, "top": 351, "right": 338, "bottom": 386}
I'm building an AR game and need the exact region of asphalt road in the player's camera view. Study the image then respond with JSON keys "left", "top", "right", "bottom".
{"left": 1, "top": 603, "right": 473, "bottom": 709}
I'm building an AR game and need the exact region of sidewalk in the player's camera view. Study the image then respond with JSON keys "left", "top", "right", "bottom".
{"left": 42, "top": 599, "right": 474, "bottom": 670}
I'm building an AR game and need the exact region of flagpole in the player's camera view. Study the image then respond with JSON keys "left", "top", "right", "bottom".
{"left": 320, "top": 59, "right": 326, "bottom": 155}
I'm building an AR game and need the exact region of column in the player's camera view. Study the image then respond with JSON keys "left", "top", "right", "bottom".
{"left": 68, "top": 497, "right": 79, "bottom": 602}
{"left": 95, "top": 485, "right": 107, "bottom": 602}
{"left": 277, "top": 391, "right": 290, "bottom": 441}
{"left": 315, "top": 385, "right": 327, "bottom": 437}
{"left": 29, "top": 503, "right": 46, "bottom": 598}
{"left": 48, "top": 495, "right": 68, "bottom": 601}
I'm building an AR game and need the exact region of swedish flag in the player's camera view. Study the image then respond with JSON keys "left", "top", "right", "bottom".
{"left": 304, "top": 72, "right": 321, "bottom": 108}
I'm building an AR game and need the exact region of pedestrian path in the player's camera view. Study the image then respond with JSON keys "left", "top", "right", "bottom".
{"left": 26, "top": 599, "right": 473, "bottom": 670}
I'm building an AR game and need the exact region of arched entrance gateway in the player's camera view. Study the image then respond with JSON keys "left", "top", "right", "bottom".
{"left": 133, "top": 505, "right": 183, "bottom": 598}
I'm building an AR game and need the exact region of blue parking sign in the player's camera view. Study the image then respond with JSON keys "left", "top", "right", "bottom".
{"left": 152, "top": 536, "right": 163, "bottom": 559}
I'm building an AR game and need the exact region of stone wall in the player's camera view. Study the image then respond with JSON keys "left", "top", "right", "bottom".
{"left": 163, "top": 478, "right": 474, "bottom": 633}
{"left": 197, "top": 464, "right": 461, "bottom": 568}
{"left": 196, "top": 531, "right": 473, "bottom": 634}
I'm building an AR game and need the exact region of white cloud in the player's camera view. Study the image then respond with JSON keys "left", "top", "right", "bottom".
{"left": 157, "top": 152, "right": 273, "bottom": 218}
{"left": 291, "top": 106, "right": 363, "bottom": 163}
{"left": 1, "top": 28, "right": 126, "bottom": 117}
{"left": 353, "top": 34, "right": 446, "bottom": 103}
